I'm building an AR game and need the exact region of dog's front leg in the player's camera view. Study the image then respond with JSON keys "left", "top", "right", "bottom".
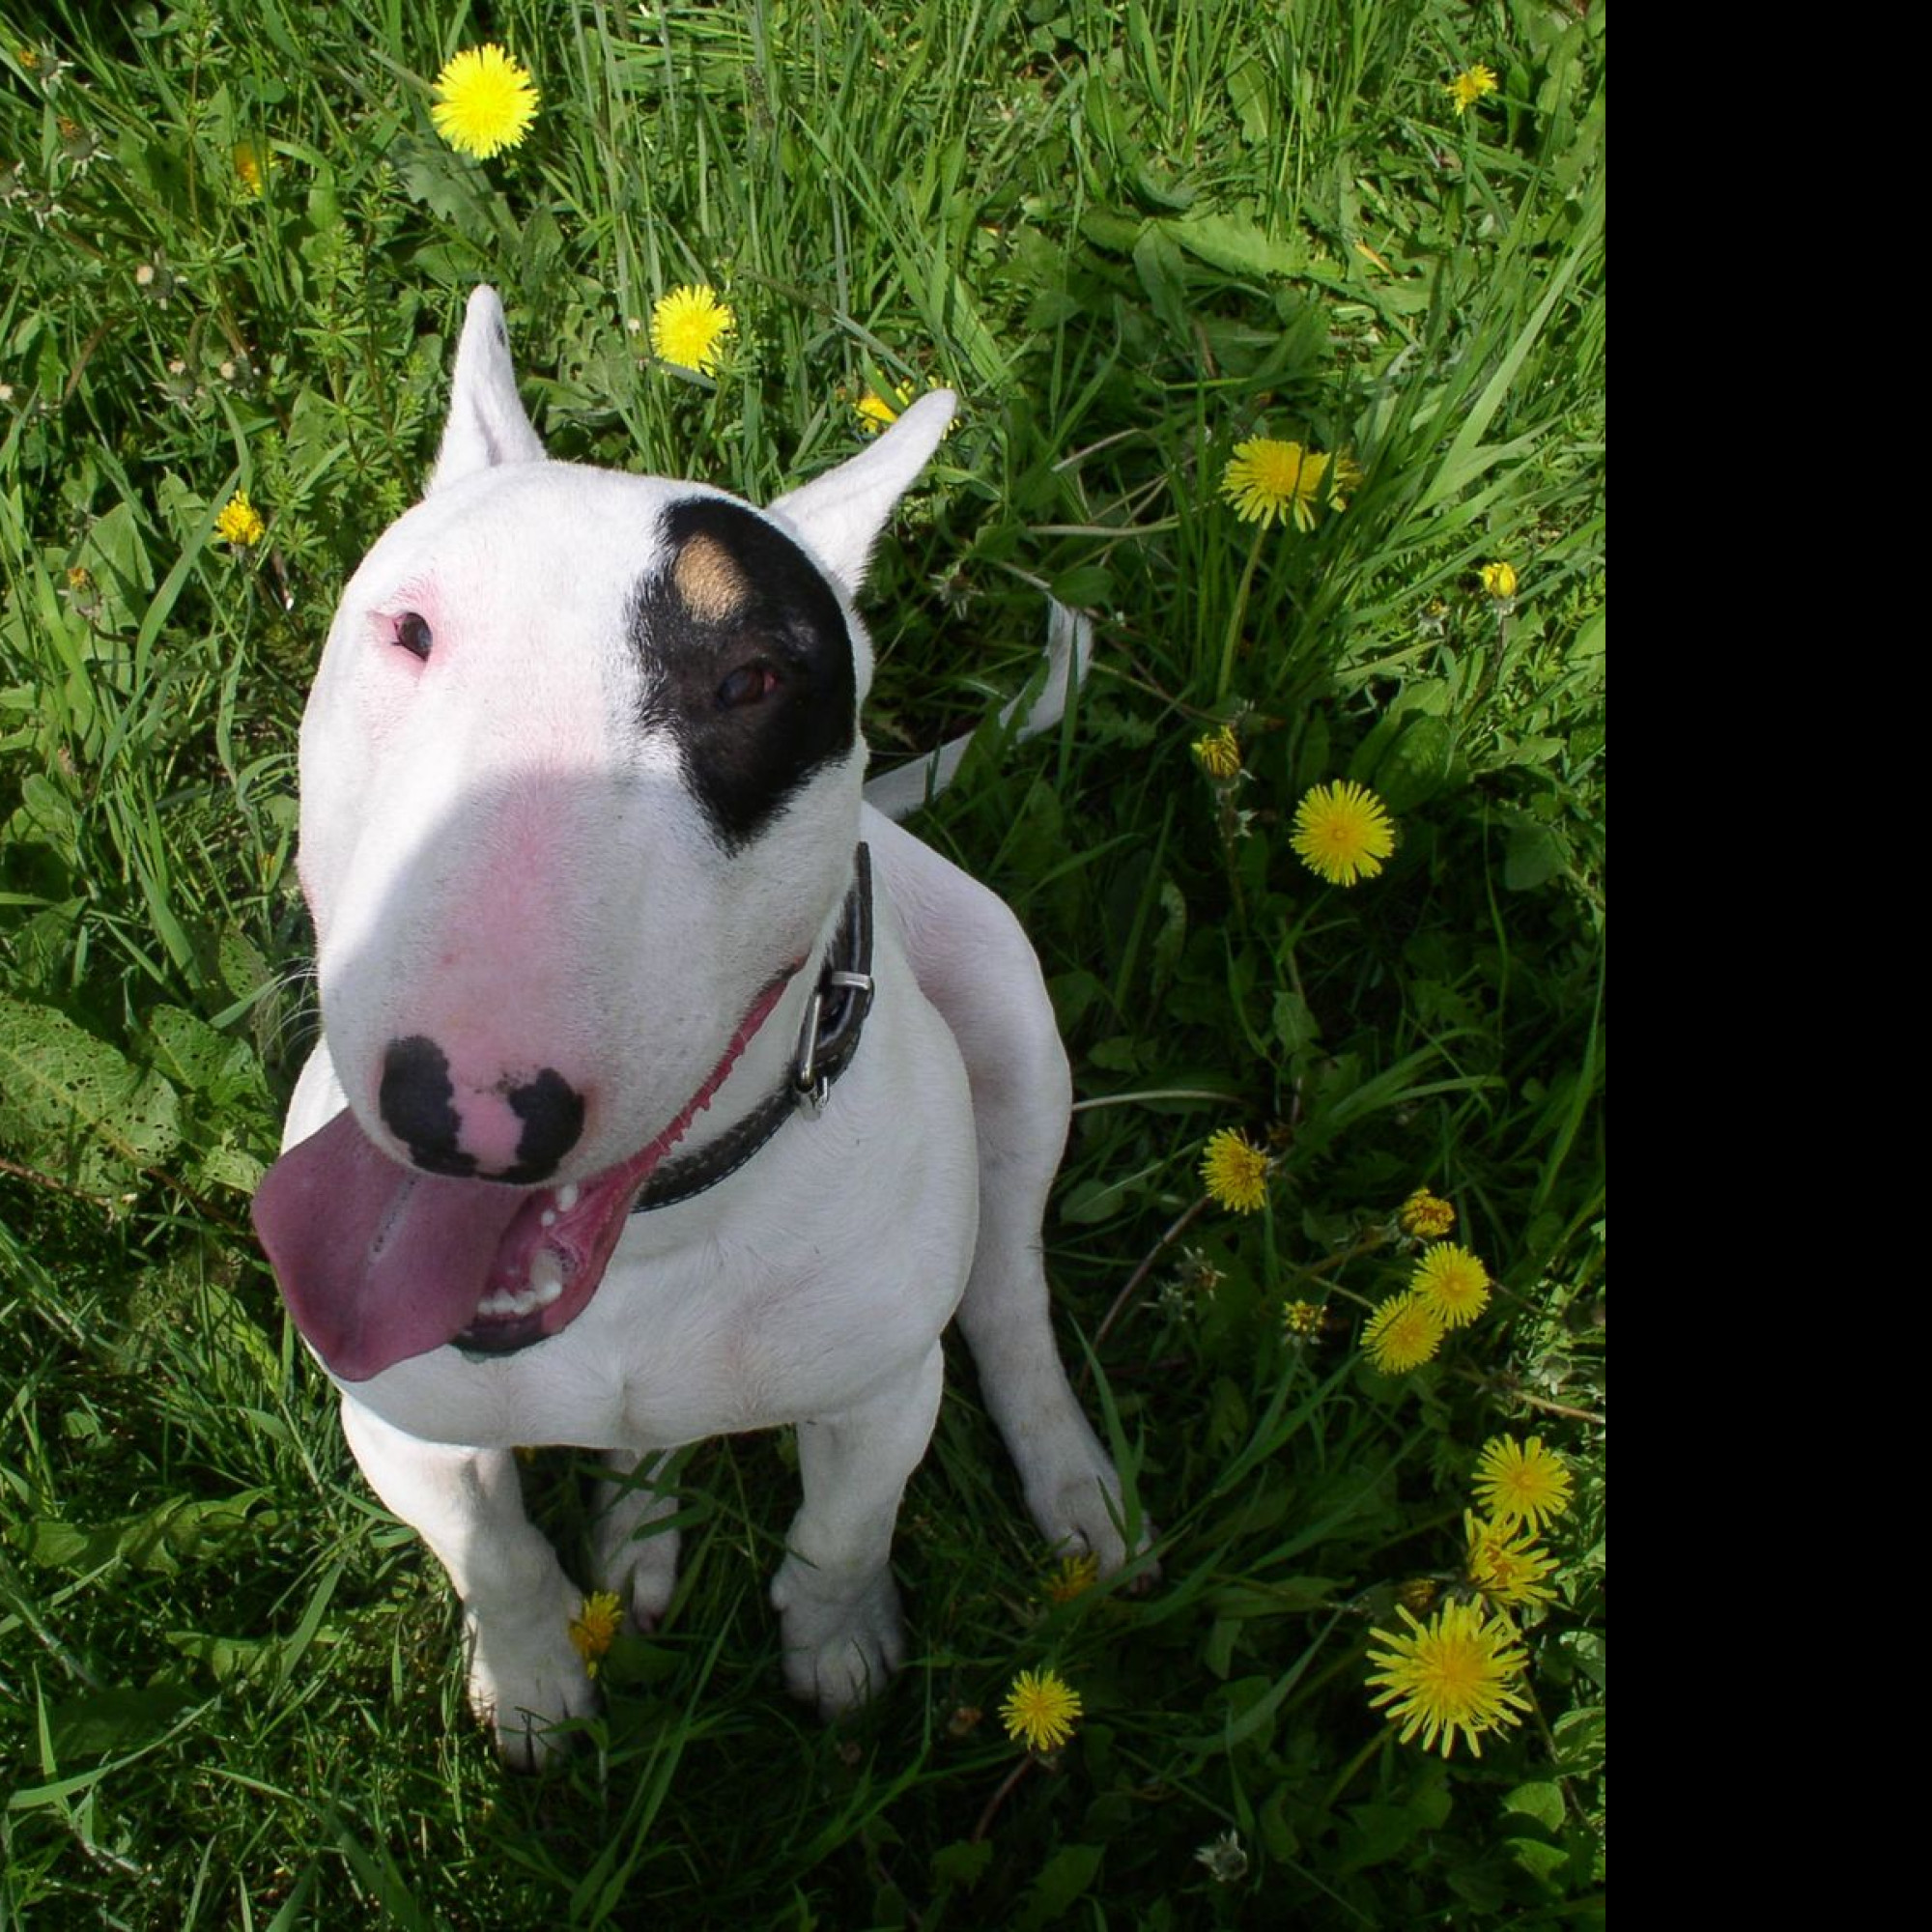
{"left": 591, "top": 1447, "right": 684, "bottom": 1631}
{"left": 339, "top": 1396, "right": 595, "bottom": 1769}
{"left": 769, "top": 1344, "right": 944, "bottom": 1718}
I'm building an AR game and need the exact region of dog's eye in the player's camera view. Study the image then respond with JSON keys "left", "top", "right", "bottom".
{"left": 394, "top": 612, "right": 434, "bottom": 661}
{"left": 717, "top": 662, "right": 780, "bottom": 709}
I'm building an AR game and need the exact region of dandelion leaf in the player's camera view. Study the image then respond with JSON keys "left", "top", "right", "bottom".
{"left": 1162, "top": 211, "right": 1300, "bottom": 281}
{"left": 0, "top": 995, "right": 181, "bottom": 1189}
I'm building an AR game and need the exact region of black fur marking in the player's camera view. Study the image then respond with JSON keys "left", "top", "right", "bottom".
{"left": 498, "top": 1068, "right": 585, "bottom": 1184}
{"left": 380, "top": 1036, "right": 477, "bottom": 1177}
{"left": 630, "top": 497, "right": 856, "bottom": 850}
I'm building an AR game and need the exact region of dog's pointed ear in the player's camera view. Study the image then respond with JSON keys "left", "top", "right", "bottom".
{"left": 767, "top": 390, "right": 954, "bottom": 596}
{"left": 428, "top": 287, "right": 546, "bottom": 495}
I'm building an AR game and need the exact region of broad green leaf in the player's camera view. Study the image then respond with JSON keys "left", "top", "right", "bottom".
{"left": 1505, "top": 820, "right": 1569, "bottom": 891}
{"left": 1375, "top": 715, "right": 1457, "bottom": 812}
{"left": 0, "top": 995, "right": 181, "bottom": 1188}
{"left": 1161, "top": 211, "right": 1299, "bottom": 281}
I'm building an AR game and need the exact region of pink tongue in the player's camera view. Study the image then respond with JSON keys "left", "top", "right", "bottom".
{"left": 253, "top": 1107, "right": 528, "bottom": 1383}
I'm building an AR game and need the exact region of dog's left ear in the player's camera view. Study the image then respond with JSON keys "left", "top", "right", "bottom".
{"left": 428, "top": 286, "right": 547, "bottom": 495}
{"left": 767, "top": 390, "right": 954, "bottom": 598}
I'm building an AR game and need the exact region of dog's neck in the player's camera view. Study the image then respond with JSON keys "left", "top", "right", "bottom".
{"left": 630, "top": 844, "right": 873, "bottom": 1214}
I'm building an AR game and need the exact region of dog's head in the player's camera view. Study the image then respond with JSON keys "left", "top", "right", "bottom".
{"left": 255, "top": 288, "right": 952, "bottom": 1381}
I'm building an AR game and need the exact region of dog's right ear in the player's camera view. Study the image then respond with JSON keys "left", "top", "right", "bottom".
{"left": 767, "top": 390, "right": 954, "bottom": 599}
{"left": 427, "top": 286, "right": 546, "bottom": 495}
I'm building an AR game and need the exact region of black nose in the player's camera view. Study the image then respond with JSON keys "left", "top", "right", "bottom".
{"left": 499, "top": 1067, "right": 585, "bottom": 1183}
{"left": 378, "top": 1038, "right": 584, "bottom": 1182}
{"left": 380, "top": 1037, "right": 474, "bottom": 1176}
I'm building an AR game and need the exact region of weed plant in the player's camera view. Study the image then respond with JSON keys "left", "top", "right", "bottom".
{"left": 0, "top": 2, "right": 1605, "bottom": 1925}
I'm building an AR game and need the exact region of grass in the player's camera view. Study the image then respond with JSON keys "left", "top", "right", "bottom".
{"left": 0, "top": 2, "right": 1605, "bottom": 1924}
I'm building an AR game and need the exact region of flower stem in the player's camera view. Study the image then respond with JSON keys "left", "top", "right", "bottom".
{"left": 970, "top": 1755, "right": 1035, "bottom": 1843}
{"left": 1214, "top": 526, "right": 1265, "bottom": 704}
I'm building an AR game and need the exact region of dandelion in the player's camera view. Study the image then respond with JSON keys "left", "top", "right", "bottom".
{"left": 856, "top": 380, "right": 915, "bottom": 432}
{"left": 1365, "top": 1597, "right": 1532, "bottom": 1756}
{"left": 1360, "top": 1293, "right": 1444, "bottom": 1375}
{"left": 1200, "top": 1127, "right": 1269, "bottom": 1214}
{"left": 1192, "top": 724, "right": 1243, "bottom": 781}
{"left": 1044, "top": 1551, "right": 1100, "bottom": 1604}
{"left": 1409, "top": 1242, "right": 1491, "bottom": 1329}
{"left": 1220, "top": 437, "right": 1337, "bottom": 532}
{"left": 1445, "top": 65, "right": 1499, "bottom": 116}
{"left": 1176, "top": 1249, "right": 1226, "bottom": 1297}
{"left": 232, "top": 140, "right": 270, "bottom": 197}
{"left": 1291, "top": 780, "right": 1396, "bottom": 887}
{"left": 1473, "top": 1435, "right": 1574, "bottom": 1533}
{"left": 1399, "top": 1186, "right": 1456, "bottom": 1240}
{"left": 1463, "top": 1512, "right": 1558, "bottom": 1610}
{"left": 1283, "top": 1298, "right": 1322, "bottom": 1338}
{"left": 649, "top": 284, "right": 736, "bottom": 376}
{"left": 567, "top": 1590, "right": 624, "bottom": 1677}
{"left": 1479, "top": 559, "right": 1518, "bottom": 599}
{"left": 1195, "top": 1830, "right": 1249, "bottom": 1884}
{"left": 431, "top": 43, "right": 539, "bottom": 159}
{"left": 1000, "top": 1666, "right": 1082, "bottom": 1753}
{"left": 215, "top": 491, "right": 265, "bottom": 547}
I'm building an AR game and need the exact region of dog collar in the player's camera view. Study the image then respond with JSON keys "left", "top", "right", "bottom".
{"left": 630, "top": 843, "right": 875, "bottom": 1214}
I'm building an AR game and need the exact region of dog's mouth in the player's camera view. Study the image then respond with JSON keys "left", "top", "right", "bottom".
{"left": 252, "top": 975, "right": 794, "bottom": 1383}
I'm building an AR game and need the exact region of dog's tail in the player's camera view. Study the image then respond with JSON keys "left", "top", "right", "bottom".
{"left": 863, "top": 600, "right": 1093, "bottom": 822}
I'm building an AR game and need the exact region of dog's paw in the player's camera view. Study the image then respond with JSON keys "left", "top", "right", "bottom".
{"left": 770, "top": 1557, "right": 905, "bottom": 1718}
{"left": 463, "top": 1577, "right": 599, "bottom": 1771}
{"left": 1029, "top": 1469, "right": 1160, "bottom": 1592}
{"left": 590, "top": 1517, "right": 681, "bottom": 1634}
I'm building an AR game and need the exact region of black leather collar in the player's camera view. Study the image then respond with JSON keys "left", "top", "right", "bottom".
{"left": 630, "top": 843, "right": 874, "bottom": 1214}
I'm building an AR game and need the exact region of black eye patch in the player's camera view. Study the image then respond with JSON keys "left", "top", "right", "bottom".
{"left": 630, "top": 497, "right": 857, "bottom": 851}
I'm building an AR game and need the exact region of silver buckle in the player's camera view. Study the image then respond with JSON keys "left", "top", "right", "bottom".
{"left": 792, "top": 991, "right": 827, "bottom": 1118}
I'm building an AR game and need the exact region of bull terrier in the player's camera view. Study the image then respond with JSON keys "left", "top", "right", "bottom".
{"left": 253, "top": 287, "right": 1142, "bottom": 1767}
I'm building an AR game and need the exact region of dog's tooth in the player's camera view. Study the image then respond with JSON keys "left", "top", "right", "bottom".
{"left": 476, "top": 1289, "right": 519, "bottom": 1318}
{"left": 556, "top": 1183, "right": 580, "bottom": 1212}
{"left": 541, "top": 1208, "right": 557, "bottom": 1228}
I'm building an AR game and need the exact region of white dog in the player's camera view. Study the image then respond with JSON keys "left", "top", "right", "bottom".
{"left": 253, "top": 288, "right": 1141, "bottom": 1766}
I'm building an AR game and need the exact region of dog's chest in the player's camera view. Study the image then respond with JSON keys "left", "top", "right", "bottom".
{"left": 347, "top": 1212, "right": 954, "bottom": 1451}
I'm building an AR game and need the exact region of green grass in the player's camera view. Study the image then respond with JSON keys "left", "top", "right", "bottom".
{"left": 0, "top": 2, "right": 1605, "bottom": 1924}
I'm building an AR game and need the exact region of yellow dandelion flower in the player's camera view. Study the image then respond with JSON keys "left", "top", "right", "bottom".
{"left": 431, "top": 44, "right": 539, "bottom": 160}
{"left": 215, "top": 490, "right": 265, "bottom": 547}
{"left": 1361, "top": 1293, "right": 1444, "bottom": 1375}
{"left": 1446, "top": 65, "right": 1500, "bottom": 116}
{"left": 650, "top": 284, "right": 736, "bottom": 376}
{"left": 1479, "top": 560, "right": 1518, "bottom": 599}
{"left": 1399, "top": 1187, "right": 1457, "bottom": 1240}
{"left": 1220, "top": 437, "right": 1337, "bottom": 532}
{"left": 856, "top": 380, "right": 916, "bottom": 432}
{"left": 1409, "top": 1242, "right": 1491, "bottom": 1329}
{"left": 1463, "top": 1512, "right": 1558, "bottom": 1610}
{"left": 232, "top": 140, "right": 270, "bottom": 197}
{"left": 1044, "top": 1551, "right": 1100, "bottom": 1604}
{"left": 566, "top": 1589, "right": 624, "bottom": 1677}
{"left": 1291, "top": 780, "right": 1396, "bottom": 887}
{"left": 1000, "top": 1666, "right": 1082, "bottom": 1753}
{"left": 1473, "top": 1435, "right": 1574, "bottom": 1534}
{"left": 1283, "top": 1298, "right": 1322, "bottom": 1338}
{"left": 1192, "top": 724, "right": 1242, "bottom": 781}
{"left": 1365, "top": 1597, "right": 1532, "bottom": 1757}
{"left": 1200, "top": 1127, "right": 1269, "bottom": 1214}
